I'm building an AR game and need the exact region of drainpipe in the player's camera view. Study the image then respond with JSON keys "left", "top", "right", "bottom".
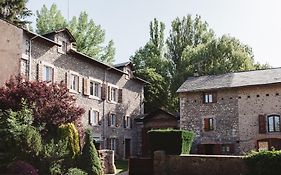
{"left": 28, "top": 35, "right": 39, "bottom": 81}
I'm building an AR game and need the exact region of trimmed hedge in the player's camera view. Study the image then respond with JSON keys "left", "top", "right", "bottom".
{"left": 245, "top": 150, "right": 281, "bottom": 175}
{"left": 148, "top": 129, "right": 194, "bottom": 155}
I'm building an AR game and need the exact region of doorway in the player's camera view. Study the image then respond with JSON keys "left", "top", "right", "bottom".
{"left": 125, "top": 138, "right": 131, "bottom": 159}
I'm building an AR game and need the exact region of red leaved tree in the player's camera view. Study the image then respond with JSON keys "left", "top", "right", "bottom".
{"left": 0, "top": 76, "right": 85, "bottom": 129}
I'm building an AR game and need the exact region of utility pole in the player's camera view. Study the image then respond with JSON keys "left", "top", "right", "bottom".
{"left": 67, "top": 0, "right": 70, "bottom": 22}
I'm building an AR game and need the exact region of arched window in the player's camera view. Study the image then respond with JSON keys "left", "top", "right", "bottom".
{"left": 268, "top": 115, "right": 280, "bottom": 132}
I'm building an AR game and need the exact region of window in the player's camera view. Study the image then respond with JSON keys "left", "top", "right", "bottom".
{"left": 70, "top": 74, "right": 79, "bottom": 91}
{"left": 62, "top": 41, "right": 67, "bottom": 52}
{"left": 109, "top": 138, "right": 116, "bottom": 150}
{"left": 124, "top": 116, "right": 131, "bottom": 129}
{"left": 268, "top": 115, "right": 280, "bottom": 132}
{"left": 204, "top": 118, "right": 214, "bottom": 131}
{"left": 25, "top": 39, "right": 30, "bottom": 56}
{"left": 90, "top": 81, "right": 101, "bottom": 98}
{"left": 221, "top": 144, "right": 231, "bottom": 154}
{"left": 43, "top": 65, "right": 54, "bottom": 82}
{"left": 58, "top": 39, "right": 67, "bottom": 53}
{"left": 108, "top": 86, "right": 118, "bottom": 102}
{"left": 20, "top": 59, "right": 28, "bottom": 77}
{"left": 89, "top": 110, "right": 99, "bottom": 126}
{"left": 203, "top": 92, "right": 216, "bottom": 103}
{"left": 125, "top": 69, "right": 131, "bottom": 79}
{"left": 108, "top": 113, "right": 116, "bottom": 127}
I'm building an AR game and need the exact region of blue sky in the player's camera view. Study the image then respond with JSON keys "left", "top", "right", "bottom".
{"left": 27, "top": 0, "right": 281, "bottom": 67}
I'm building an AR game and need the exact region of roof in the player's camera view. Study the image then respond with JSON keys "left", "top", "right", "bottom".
{"left": 23, "top": 29, "right": 61, "bottom": 46}
{"left": 114, "top": 61, "right": 132, "bottom": 68}
{"left": 177, "top": 68, "right": 281, "bottom": 93}
{"left": 43, "top": 28, "right": 76, "bottom": 42}
{"left": 135, "top": 108, "right": 179, "bottom": 122}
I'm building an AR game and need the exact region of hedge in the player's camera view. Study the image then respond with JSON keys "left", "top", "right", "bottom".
{"left": 245, "top": 150, "right": 281, "bottom": 175}
{"left": 148, "top": 129, "right": 194, "bottom": 155}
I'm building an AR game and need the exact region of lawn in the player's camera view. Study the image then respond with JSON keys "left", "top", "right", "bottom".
{"left": 115, "top": 160, "right": 128, "bottom": 174}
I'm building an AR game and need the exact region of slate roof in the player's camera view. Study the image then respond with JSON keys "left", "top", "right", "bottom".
{"left": 177, "top": 68, "right": 281, "bottom": 93}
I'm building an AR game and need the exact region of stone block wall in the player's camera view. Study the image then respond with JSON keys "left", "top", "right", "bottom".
{"left": 99, "top": 149, "right": 116, "bottom": 174}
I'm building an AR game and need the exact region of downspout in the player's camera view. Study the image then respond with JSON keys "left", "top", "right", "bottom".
{"left": 28, "top": 35, "right": 39, "bottom": 80}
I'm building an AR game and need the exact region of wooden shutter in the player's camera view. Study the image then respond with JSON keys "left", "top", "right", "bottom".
{"left": 202, "top": 93, "right": 206, "bottom": 104}
{"left": 204, "top": 118, "right": 209, "bottom": 131}
{"left": 230, "top": 144, "right": 235, "bottom": 154}
{"left": 101, "top": 83, "right": 107, "bottom": 100}
{"left": 83, "top": 78, "right": 90, "bottom": 96}
{"left": 259, "top": 114, "right": 266, "bottom": 134}
{"left": 212, "top": 92, "right": 217, "bottom": 103}
{"left": 118, "top": 89, "right": 123, "bottom": 103}
{"left": 98, "top": 112, "right": 101, "bottom": 125}
{"left": 123, "top": 116, "right": 126, "bottom": 128}
{"left": 89, "top": 110, "right": 92, "bottom": 125}
{"left": 37, "top": 63, "right": 43, "bottom": 81}
{"left": 214, "top": 144, "right": 222, "bottom": 155}
{"left": 108, "top": 113, "right": 111, "bottom": 126}
{"left": 78, "top": 76, "right": 83, "bottom": 93}
{"left": 65, "top": 72, "right": 71, "bottom": 89}
{"left": 107, "top": 86, "right": 111, "bottom": 101}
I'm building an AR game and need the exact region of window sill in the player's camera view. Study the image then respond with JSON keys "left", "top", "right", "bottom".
{"left": 69, "top": 89, "right": 79, "bottom": 94}
{"left": 89, "top": 95, "right": 101, "bottom": 101}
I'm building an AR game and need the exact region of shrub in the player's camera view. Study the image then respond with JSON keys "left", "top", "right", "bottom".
{"left": 148, "top": 129, "right": 194, "bottom": 155}
{"left": 58, "top": 123, "right": 80, "bottom": 158}
{"left": 245, "top": 150, "right": 281, "bottom": 175}
{"left": 67, "top": 168, "right": 88, "bottom": 175}
{"left": 7, "top": 160, "right": 38, "bottom": 175}
{"left": 0, "top": 76, "right": 85, "bottom": 128}
{"left": 79, "top": 129, "right": 103, "bottom": 175}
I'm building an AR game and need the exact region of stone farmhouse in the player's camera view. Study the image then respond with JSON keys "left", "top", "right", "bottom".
{"left": 178, "top": 68, "right": 281, "bottom": 155}
{"left": 0, "top": 19, "right": 147, "bottom": 159}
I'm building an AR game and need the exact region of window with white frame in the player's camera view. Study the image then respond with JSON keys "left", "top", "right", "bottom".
{"left": 70, "top": 74, "right": 79, "bottom": 91}
{"left": 20, "top": 59, "right": 28, "bottom": 78}
{"left": 111, "top": 87, "right": 117, "bottom": 102}
{"left": 43, "top": 65, "right": 54, "bottom": 82}
{"left": 204, "top": 93, "right": 213, "bottom": 103}
{"left": 124, "top": 116, "right": 131, "bottom": 129}
{"left": 109, "top": 113, "right": 116, "bottom": 127}
{"left": 109, "top": 138, "right": 116, "bottom": 150}
{"left": 90, "top": 81, "right": 101, "bottom": 98}
{"left": 89, "top": 110, "right": 99, "bottom": 126}
{"left": 268, "top": 115, "right": 280, "bottom": 132}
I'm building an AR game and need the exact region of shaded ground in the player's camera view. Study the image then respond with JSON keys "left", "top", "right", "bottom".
{"left": 115, "top": 160, "right": 128, "bottom": 174}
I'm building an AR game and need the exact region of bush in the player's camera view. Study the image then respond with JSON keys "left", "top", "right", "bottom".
{"left": 79, "top": 129, "right": 103, "bottom": 175}
{"left": 58, "top": 123, "right": 80, "bottom": 158}
{"left": 67, "top": 168, "right": 88, "bottom": 175}
{"left": 148, "top": 129, "right": 194, "bottom": 155}
{"left": 7, "top": 160, "right": 38, "bottom": 175}
{"left": 245, "top": 150, "right": 281, "bottom": 175}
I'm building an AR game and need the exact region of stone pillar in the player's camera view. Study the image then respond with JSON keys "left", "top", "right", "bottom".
{"left": 98, "top": 149, "right": 116, "bottom": 174}
{"left": 153, "top": 151, "right": 167, "bottom": 175}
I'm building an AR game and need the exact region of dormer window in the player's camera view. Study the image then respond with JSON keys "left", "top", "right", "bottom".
{"left": 58, "top": 39, "right": 67, "bottom": 54}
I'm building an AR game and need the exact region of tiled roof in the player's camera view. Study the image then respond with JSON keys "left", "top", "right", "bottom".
{"left": 177, "top": 68, "right": 281, "bottom": 93}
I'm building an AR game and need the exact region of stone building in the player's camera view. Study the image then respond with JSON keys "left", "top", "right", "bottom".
{"left": 177, "top": 68, "right": 281, "bottom": 155}
{"left": 0, "top": 19, "right": 147, "bottom": 159}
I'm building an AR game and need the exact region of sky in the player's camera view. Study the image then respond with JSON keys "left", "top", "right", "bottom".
{"left": 27, "top": 0, "right": 281, "bottom": 67}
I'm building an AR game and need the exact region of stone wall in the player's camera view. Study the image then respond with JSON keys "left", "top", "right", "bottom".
{"left": 153, "top": 151, "right": 248, "bottom": 175}
{"left": 98, "top": 149, "right": 116, "bottom": 174}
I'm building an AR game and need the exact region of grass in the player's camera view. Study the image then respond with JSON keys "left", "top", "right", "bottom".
{"left": 115, "top": 160, "right": 128, "bottom": 174}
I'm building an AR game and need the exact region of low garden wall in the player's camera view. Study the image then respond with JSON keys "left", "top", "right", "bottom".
{"left": 129, "top": 157, "right": 153, "bottom": 175}
{"left": 153, "top": 151, "right": 248, "bottom": 175}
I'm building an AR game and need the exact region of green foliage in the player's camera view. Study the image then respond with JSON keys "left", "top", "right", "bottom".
{"left": 36, "top": 4, "right": 67, "bottom": 34}
{"left": 245, "top": 150, "right": 281, "bottom": 175}
{"left": 35, "top": 4, "right": 115, "bottom": 64}
{"left": 0, "top": 0, "right": 32, "bottom": 27}
{"left": 67, "top": 168, "right": 88, "bottom": 175}
{"left": 79, "top": 129, "right": 102, "bottom": 175}
{"left": 0, "top": 101, "right": 42, "bottom": 161}
{"left": 148, "top": 129, "right": 194, "bottom": 155}
{"left": 58, "top": 123, "right": 80, "bottom": 158}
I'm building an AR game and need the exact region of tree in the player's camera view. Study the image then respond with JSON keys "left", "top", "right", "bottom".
{"left": 36, "top": 4, "right": 67, "bottom": 34}
{"left": 36, "top": 4, "right": 115, "bottom": 64}
{"left": 131, "top": 19, "right": 171, "bottom": 112}
{"left": 0, "top": 76, "right": 85, "bottom": 129}
{"left": 0, "top": 0, "right": 32, "bottom": 27}
{"left": 79, "top": 129, "right": 102, "bottom": 175}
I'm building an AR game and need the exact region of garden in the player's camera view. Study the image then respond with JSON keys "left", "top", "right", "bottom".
{"left": 0, "top": 76, "right": 103, "bottom": 175}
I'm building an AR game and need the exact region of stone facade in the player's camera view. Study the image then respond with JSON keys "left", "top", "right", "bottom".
{"left": 179, "top": 79, "right": 281, "bottom": 155}
{"left": 0, "top": 19, "right": 146, "bottom": 159}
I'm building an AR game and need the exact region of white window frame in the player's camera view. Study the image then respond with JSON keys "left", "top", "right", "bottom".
{"left": 110, "top": 138, "right": 116, "bottom": 150}
{"left": 70, "top": 72, "right": 79, "bottom": 92}
{"left": 57, "top": 37, "right": 67, "bottom": 54}
{"left": 204, "top": 93, "right": 213, "bottom": 103}
{"left": 110, "top": 113, "right": 116, "bottom": 127}
{"left": 125, "top": 116, "right": 131, "bottom": 129}
{"left": 41, "top": 62, "right": 55, "bottom": 83}
{"left": 43, "top": 65, "right": 54, "bottom": 82}
{"left": 268, "top": 114, "right": 280, "bottom": 132}
{"left": 20, "top": 58, "right": 29, "bottom": 78}
{"left": 89, "top": 78, "right": 102, "bottom": 100}
{"left": 89, "top": 109, "right": 99, "bottom": 126}
{"left": 107, "top": 83, "right": 119, "bottom": 103}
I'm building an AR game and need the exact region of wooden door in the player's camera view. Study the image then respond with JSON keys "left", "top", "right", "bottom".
{"left": 125, "top": 138, "right": 131, "bottom": 159}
